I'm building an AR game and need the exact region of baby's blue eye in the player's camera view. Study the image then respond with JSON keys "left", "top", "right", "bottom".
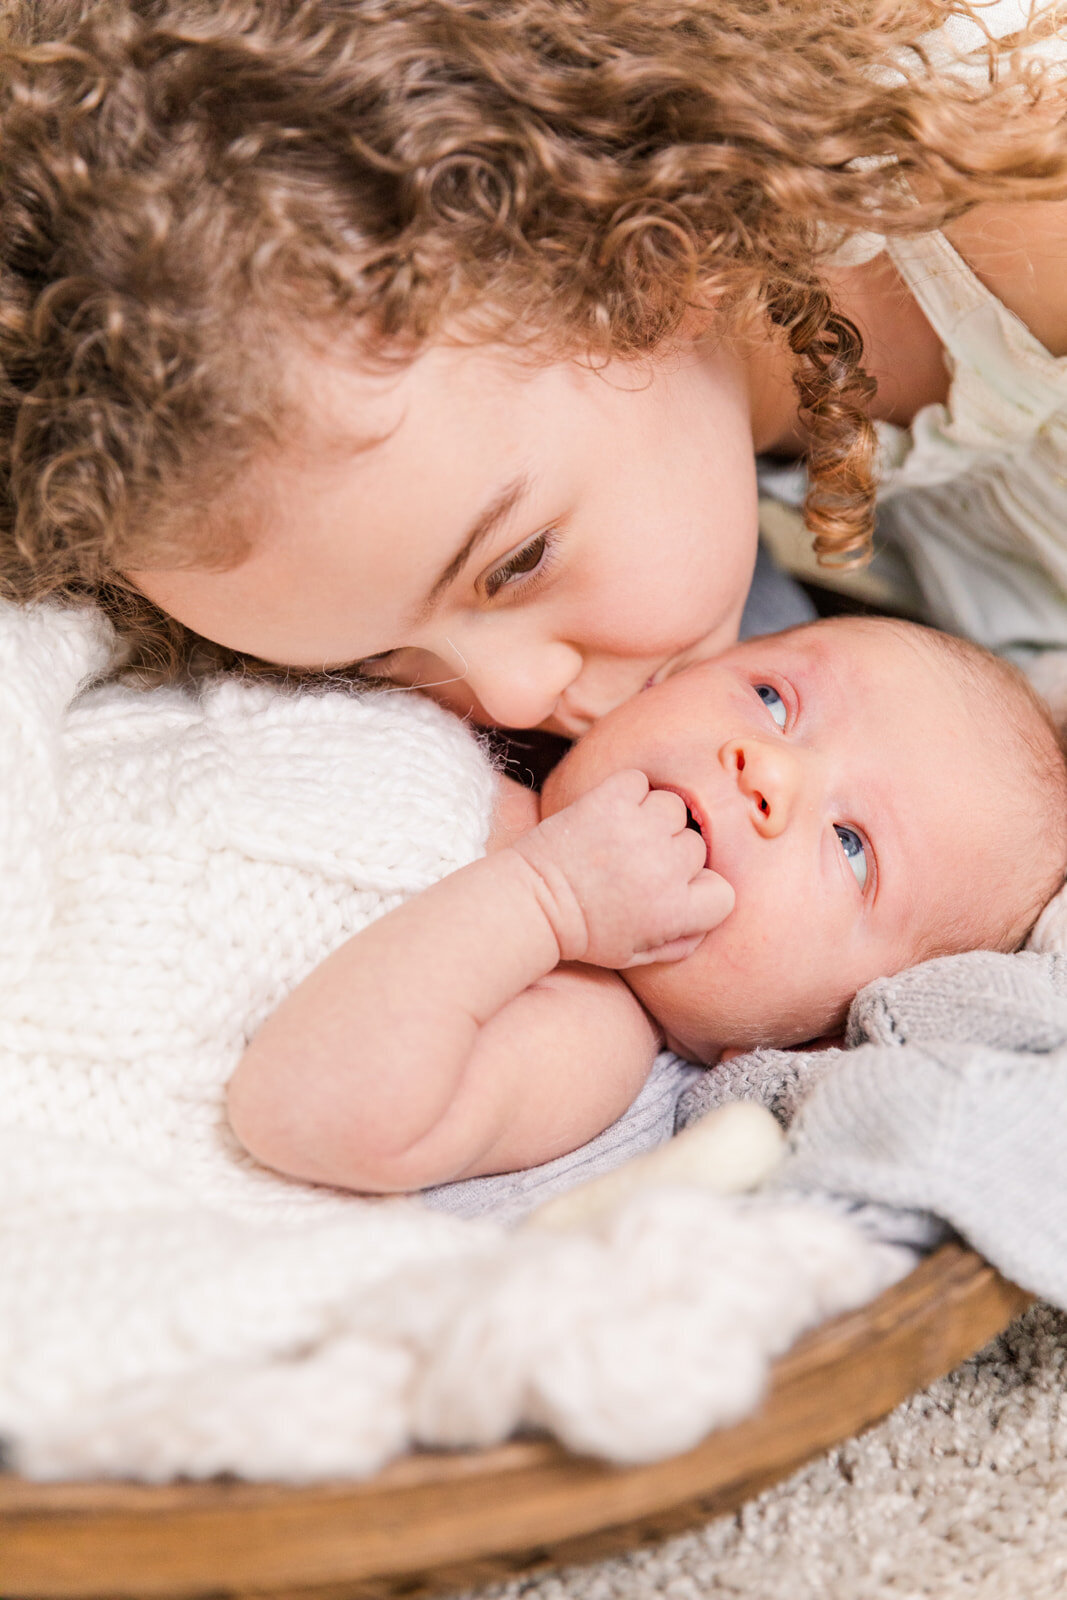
{"left": 755, "top": 683, "right": 787, "bottom": 728}
{"left": 834, "top": 824, "right": 868, "bottom": 889}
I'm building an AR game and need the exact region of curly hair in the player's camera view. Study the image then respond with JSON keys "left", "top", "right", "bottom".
{"left": 2, "top": 0, "right": 1066, "bottom": 675}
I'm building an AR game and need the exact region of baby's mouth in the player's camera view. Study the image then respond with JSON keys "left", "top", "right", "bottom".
{"left": 650, "top": 784, "right": 710, "bottom": 866}
{"left": 687, "top": 809, "right": 711, "bottom": 869}
{"left": 678, "top": 796, "right": 710, "bottom": 868}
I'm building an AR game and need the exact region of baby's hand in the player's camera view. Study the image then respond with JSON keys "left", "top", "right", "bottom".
{"left": 511, "top": 770, "right": 735, "bottom": 968}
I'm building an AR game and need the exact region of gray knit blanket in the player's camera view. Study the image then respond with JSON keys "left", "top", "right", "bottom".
{"left": 678, "top": 948, "right": 1067, "bottom": 1304}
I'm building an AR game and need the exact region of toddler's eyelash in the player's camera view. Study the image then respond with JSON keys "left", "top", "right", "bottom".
{"left": 354, "top": 651, "right": 397, "bottom": 680}
{"left": 483, "top": 529, "right": 556, "bottom": 599}
{"left": 354, "top": 529, "right": 558, "bottom": 677}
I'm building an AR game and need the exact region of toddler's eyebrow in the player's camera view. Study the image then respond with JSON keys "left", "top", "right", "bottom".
{"left": 416, "top": 474, "right": 530, "bottom": 620}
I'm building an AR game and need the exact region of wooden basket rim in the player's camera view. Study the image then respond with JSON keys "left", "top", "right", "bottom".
{"left": 0, "top": 1243, "right": 1031, "bottom": 1600}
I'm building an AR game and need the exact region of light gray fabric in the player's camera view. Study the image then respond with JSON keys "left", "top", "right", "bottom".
{"left": 421, "top": 1050, "right": 702, "bottom": 1223}
{"left": 739, "top": 538, "right": 818, "bottom": 639}
{"left": 677, "top": 1037, "right": 845, "bottom": 1131}
{"left": 679, "top": 950, "right": 1067, "bottom": 1303}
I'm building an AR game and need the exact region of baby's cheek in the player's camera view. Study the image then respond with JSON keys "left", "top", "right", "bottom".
{"left": 538, "top": 738, "right": 607, "bottom": 819}
{"left": 624, "top": 934, "right": 752, "bottom": 1058}
{"left": 537, "top": 762, "right": 575, "bottom": 820}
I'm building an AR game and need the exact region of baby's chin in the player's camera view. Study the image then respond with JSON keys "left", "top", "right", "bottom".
{"left": 621, "top": 963, "right": 721, "bottom": 1065}
{"left": 624, "top": 960, "right": 851, "bottom": 1066}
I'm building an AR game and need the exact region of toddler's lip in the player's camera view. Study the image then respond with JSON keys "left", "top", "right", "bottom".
{"left": 644, "top": 663, "right": 674, "bottom": 691}
{"left": 644, "top": 657, "right": 678, "bottom": 691}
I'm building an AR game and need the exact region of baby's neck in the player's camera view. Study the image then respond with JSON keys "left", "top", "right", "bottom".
{"left": 486, "top": 773, "right": 542, "bottom": 853}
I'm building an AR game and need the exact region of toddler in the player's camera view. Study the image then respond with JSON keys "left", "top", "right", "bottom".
{"left": 228, "top": 615, "right": 1067, "bottom": 1195}
{"left": 2, "top": 1, "right": 1067, "bottom": 735}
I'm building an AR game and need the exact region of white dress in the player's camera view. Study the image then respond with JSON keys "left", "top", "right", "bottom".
{"left": 875, "top": 227, "right": 1067, "bottom": 655}
{"left": 781, "top": 0, "right": 1067, "bottom": 658}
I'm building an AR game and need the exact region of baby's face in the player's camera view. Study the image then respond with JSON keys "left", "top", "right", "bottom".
{"left": 542, "top": 617, "right": 1030, "bottom": 1059}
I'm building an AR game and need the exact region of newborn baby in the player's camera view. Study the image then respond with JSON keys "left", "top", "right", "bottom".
{"left": 228, "top": 617, "right": 1067, "bottom": 1194}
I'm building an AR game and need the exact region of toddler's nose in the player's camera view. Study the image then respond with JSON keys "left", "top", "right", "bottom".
{"left": 463, "top": 638, "right": 584, "bottom": 731}
{"left": 720, "top": 737, "right": 802, "bottom": 837}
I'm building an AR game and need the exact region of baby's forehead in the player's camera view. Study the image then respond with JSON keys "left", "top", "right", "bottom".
{"left": 748, "top": 615, "right": 1005, "bottom": 704}
{"left": 749, "top": 617, "right": 1029, "bottom": 792}
{"left": 728, "top": 614, "right": 938, "bottom": 689}
{"left": 742, "top": 613, "right": 934, "bottom": 663}
{"left": 723, "top": 618, "right": 1043, "bottom": 788}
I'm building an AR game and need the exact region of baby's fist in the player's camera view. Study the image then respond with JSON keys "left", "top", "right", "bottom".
{"left": 512, "top": 770, "right": 734, "bottom": 968}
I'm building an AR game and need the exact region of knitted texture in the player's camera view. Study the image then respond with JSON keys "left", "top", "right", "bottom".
{"left": 2, "top": 602, "right": 497, "bottom": 1221}
{"left": 679, "top": 950, "right": 1067, "bottom": 1305}
{"left": 0, "top": 600, "right": 902, "bottom": 1482}
{"left": 783, "top": 952, "right": 1067, "bottom": 1305}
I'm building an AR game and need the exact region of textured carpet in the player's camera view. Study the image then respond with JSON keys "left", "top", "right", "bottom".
{"left": 457, "top": 1304, "right": 1067, "bottom": 1600}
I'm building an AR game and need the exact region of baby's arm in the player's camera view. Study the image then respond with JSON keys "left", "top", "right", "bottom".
{"left": 227, "top": 771, "right": 733, "bottom": 1192}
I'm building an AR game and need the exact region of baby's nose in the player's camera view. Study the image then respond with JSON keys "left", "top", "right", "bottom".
{"left": 720, "top": 737, "right": 802, "bottom": 838}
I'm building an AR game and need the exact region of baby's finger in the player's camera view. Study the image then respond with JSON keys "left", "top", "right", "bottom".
{"left": 641, "top": 786, "right": 689, "bottom": 832}
{"left": 624, "top": 932, "right": 706, "bottom": 967}
{"left": 674, "top": 823, "right": 710, "bottom": 877}
{"left": 687, "top": 870, "right": 736, "bottom": 930}
{"left": 598, "top": 768, "right": 651, "bottom": 806}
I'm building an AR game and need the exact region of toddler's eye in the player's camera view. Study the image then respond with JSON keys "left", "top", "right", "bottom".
{"left": 834, "top": 824, "right": 868, "bottom": 889}
{"left": 355, "top": 650, "right": 398, "bottom": 679}
{"left": 755, "top": 683, "right": 787, "bottom": 728}
{"left": 485, "top": 532, "right": 548, "bottom": 599}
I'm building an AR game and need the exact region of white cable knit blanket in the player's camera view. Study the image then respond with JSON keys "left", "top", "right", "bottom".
{"left": 0, "top": 600, "right": 906, "bottom": 1483}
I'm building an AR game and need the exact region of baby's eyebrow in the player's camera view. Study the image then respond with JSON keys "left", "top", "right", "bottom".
{"left": 415, "top": 474, "right": 530, "bottom": 621}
